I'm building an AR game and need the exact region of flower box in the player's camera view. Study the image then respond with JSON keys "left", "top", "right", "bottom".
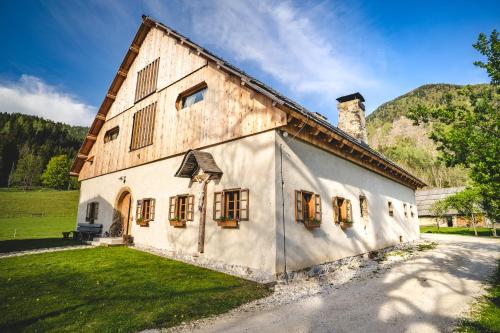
{"left": 217, "top": 220, "right": 239, "bottom": 228}
{"left": 304, "top": 219, "right": 321, "bottom": 229}
{"left": 340, "top": 221, "right": 354, "bottom": 230}
{"left": 169, "top": 219, "right": 186, "bottom": 228}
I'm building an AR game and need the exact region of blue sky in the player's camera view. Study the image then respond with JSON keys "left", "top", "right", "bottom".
{"left": 0, "top": 0, "right": 498, "bottom": 126}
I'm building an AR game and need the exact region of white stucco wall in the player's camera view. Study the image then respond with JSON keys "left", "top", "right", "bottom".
{"left": 78, "top": 130, "right": 277, "bottom": 279}
{"left": 274, "top": 132, "right": 420, "bottom": 273}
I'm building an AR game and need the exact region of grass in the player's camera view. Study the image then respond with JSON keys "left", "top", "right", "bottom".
{"left": 0, "top": 189, "right": 80, "bottom": 252}
{"left": 420, "top": 226, "right": 495, "bottom": 237}
{"left": 416, "top": 242, "right": 438, "bottom": 251}
{"left": 0, "top": 189, "right": 79, "bottom": 218}
{"left": 0, "top": 247, "right": 271, "bottom": 332}
{"left": 456, "top": 260, "right": 500, "bottom": 333}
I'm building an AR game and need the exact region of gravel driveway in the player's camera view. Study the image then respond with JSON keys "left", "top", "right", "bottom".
{"left": 168, "top": 234, "right": 499, "bottom": 333}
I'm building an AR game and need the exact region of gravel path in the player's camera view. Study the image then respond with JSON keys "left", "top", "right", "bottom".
{"left": 163, "top": 234, "right": 499, "bottom": 333}
{"left": 0, "top": 244, "right": 92, "bottom": 258}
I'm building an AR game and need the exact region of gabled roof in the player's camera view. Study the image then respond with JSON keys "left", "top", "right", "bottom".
{"left": 70, "top": 15, "right": 426, "bottom": 189}
{"left": 415, "top": 187, "right": 465, "bottom": 216}
{"left": 175, "top": 150, "right": 223, "bottom": 178}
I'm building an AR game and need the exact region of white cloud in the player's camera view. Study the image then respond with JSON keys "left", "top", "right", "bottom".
{"left": 183, "top": 0, "right": 380, "bottom": 106}
{"left": 0, "top": 75, "right": 96, "bottom": 126}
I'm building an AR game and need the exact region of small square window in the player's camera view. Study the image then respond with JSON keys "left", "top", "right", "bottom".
{"left": 388, "top": 201, "right": 394, "bottom": 217}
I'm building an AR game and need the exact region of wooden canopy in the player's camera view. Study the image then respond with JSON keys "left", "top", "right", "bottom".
{"left": 175, "top": 150, "right": 223, "bottom": 179}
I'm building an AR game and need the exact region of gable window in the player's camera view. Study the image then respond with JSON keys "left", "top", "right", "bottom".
{"left": 104, "top": 126, "right": 119, "bottom": 143}
{"left": 333, "top": 197, "right": 353, "bottom": 223}
{"left": 359, "top": 195, "right": 368, "bottom": 220}
{"left": 295, "top": 190, "right": 321, "bottom": 226}
{"left": 130, "top": 102, "right": 156, "bottom": 150}
{"left": 213, "top": 189, "right": 249, "bottom": 221}
{"left": 169, "top": 195, "right": 194, "bottom": 221}
{"left": 136, "top": 198, "right": 155, "bottom": 226}
{"left": 135, "top": 58, "right": 160, "bottom": 102}
{"left": 388, "top": 201, "right": 394, "bottom": 217}
{"left": 176, "top": 82, "right": 207, "bottom": 110}
{"left": 85, "top": 202, "right": 99, "bottom": 223}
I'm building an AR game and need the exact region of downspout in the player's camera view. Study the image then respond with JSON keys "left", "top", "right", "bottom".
{"left": 280, "top": 143, "right": 288, "bottom": 281}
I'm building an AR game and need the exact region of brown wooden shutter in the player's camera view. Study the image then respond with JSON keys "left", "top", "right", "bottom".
{"left": 169, "top": 196, "right": 176, "bottom": 220}
{"left": 314, "top": 194, "right": 321, "bottom": 221}
{"left": 136, "top": 200, "right": 143, "bottom": 222}
{"left": 149, "top": 199, "right": 155, "bottom": 221}
{"left": 346, "top": 199, "right": 353, "bottom": 222}
{"left": 85, "top": 203, "right": 91, "bottom": 222}
{"left": 239, "top": 189, "right": 249, "bottom": 221}
{"left": 340, "top": 199, "right": 347, "bottom": 222}
{"left": 332, "top": 197, "right": 339, "bottom": 223}
{"left": 187, "top": 195, "right": 194, "bottom": 221}
{"left": 295, "top": 190, "right": 303, "bottom": 222}
{"left": 213, "top": 192, "right": 222, "bottom": 220}
{"left": 94, "top": 202, "right": 99, "bottom": 221}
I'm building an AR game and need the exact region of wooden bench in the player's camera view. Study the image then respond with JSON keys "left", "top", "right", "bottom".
{"left": 74, "top": 223, "right": 103, "bottom": 241}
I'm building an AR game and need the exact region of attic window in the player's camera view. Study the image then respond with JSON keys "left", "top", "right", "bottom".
{"left": 130, "top": 102, "right": 156, "bottom": 150}
{"left": 104, "top": 126, "right": 119, "bottom": 143}
{"left": 176, "top": 82, "right": 207, "bottom": 110}
{"left": 388, "top": 201, "right": 394, "bottom": 217}
{"left": 135, "top": 58, "right": 160, "bottom": 102}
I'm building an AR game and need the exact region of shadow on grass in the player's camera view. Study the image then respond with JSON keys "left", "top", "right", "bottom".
{"left": 0, "top": 238, "right": 82, "bottom": 253}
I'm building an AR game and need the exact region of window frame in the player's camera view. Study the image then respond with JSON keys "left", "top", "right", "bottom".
{"left": 104, "top": 126, "right": 119, "bottom": 143}
{"left": 169, "top": 194, "right": 194, "bottom": 221}
{"left": 176, "top": 82, "right": 208, "bottom": 110}
{"left": 136, "top": 198, "right": 155, "bottom": 225}
{"left": 359, "top": 195, "right": 368, "bottom": 220}
{"left": 213, "top": 188, "right": 249, "bottom": 222}
{"left": 332, "top": 196, "right": 352, "bottom": 224}
{"left": 85, "top": 202, "right": 99, "bottom": 224}
{"left": 295, "top": 190, "right": 321, "bottom": 223}
{"left": 134, "top": 58, "right": 160, "bottom": 103}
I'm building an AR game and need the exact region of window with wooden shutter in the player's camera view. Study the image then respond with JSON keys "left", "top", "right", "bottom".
{"left": 136, "top": 198, "right": 155, "bottom": 225}
{"left": 403, "top": 203, "right": 408, "bottom": 218}
{"left": 169, "top": 195, "right": 194, "bottom": 221}
{"left": 346, "top": 199, "right": 353, "bottom": 222}
{"left": 85, "top": 202, "right": 99, "bottom": 223}
{"left": 169, "top": 196, "right": 176, "bottom": 220}
{"left": 333, "top": 197, "right": 352, "bottom": 223}
{"left": 213, "top": 192, "right": 222, "bottom": 220}
{"left": 388, "top": 201, "right": 394, "bottom": 217}
{"left": 359, "top": 196, "right": 368, "bottom": 220}
{"left": 148, "top": 199, "right": 155, "bottom": 221}
{"left": 130, "top": 102, "right": 157, "bottom": 151}
{"left": 332, "top": 196, "right": 339, "bottom": 223}
{"left": 295, "top": 190, "right": 320, "bottom": 223}
{"left": 136, "top": 200, "right": 143, "bottom": 222}
{"left": 295, "top": 190, "right": 303, "bottom": 222}
{"left": 213, "top": 189, "right": 249, "bottom": 221}
{"left": 135, "top": 58, "right": 160, "bottom": 102}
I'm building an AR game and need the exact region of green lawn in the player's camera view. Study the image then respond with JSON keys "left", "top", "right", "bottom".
{"left": 456, "top": 260, "right": 500, "bottom": 333}
{"left": 0, "top": 247, "right": 271, "bottom": 332}
{"left": 0, "top": 189, "right": 80, "bottom": 252}
{"left": 420, "top": 226, "right": 495, "bottom": 237}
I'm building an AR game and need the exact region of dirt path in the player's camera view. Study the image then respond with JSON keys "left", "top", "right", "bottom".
{"left": 168, "top": 234, "right": 499, "bottom": 333}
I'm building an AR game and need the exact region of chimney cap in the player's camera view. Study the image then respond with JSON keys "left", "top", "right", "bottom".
{"left": 336, "top": 92, "right": 365, "bottom": 103}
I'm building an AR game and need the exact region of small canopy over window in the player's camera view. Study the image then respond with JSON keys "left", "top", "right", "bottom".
{"left": 174, "top": 150, "right": 223, "bottom": 179}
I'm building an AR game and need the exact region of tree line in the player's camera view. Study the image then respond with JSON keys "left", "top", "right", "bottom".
{"left": 0, "top": 112, "right": 88, "bottom": 190}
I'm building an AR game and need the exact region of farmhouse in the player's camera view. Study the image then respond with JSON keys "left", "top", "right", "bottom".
{"left": 71, "top": 16, "right": 425, "bottom": 282}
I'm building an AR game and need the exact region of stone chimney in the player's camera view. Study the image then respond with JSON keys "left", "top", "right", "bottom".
{"left": 336, "top": 92, "right": 368, "bottom": 143}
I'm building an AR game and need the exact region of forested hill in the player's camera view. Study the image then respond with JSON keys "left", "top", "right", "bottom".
{"left": 0, "top": 112, "right": 88, "bottom": 186}
{"left": 366, "top": 83, "right": 487, "bottom": 188}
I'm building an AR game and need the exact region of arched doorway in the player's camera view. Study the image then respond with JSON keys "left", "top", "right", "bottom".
{"left": 115, "top": 189, "right": 133, "bottom": 236}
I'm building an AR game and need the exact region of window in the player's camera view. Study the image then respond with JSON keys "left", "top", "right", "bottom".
{"left": 176, "top": 83, "right": 207, "bottom": 110}
{"left": 136, "top": 198, "right": 155, "bottom": 225}
{"left": 135, "top": 58, "right": 160, "bottom": 102}
{"left": 104, "top": 126, "right": 119, "bottom": 143}
{"left": 295, "top": 190, "right": 321, "bottom": 223}
{"left": 403, "top": 203, "right": 408, "bottom": 218}
{"left": 333, "top": 197, "right": 352, "bottom": 223}
{"left": 359, "top": 195, "right": 368, "bottom": 220}
{"left": 213, "top": 189, "right": 249, "bottom": 221}
{"left": 130, "top": 102, "right": 156, "bottom": 150}
{"left": 410, "top": 205, "right": 415, "bottom": 218}
{"left": 169, "top": 195, "right": 194, "bottom": 221}
{"left": 388, "top": 201, "right": 394, "bottom": 217}
{"left": 85, "top": 202, "right": 99, "bottom": 223}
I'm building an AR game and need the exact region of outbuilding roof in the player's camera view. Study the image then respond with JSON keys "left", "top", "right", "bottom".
{"left": 415, "top": 187, "right": 465, "bottom": 216}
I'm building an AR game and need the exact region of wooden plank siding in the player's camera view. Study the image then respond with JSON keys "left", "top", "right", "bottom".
{"left": 79, "top": 59, "right": 286, "bottom": 180}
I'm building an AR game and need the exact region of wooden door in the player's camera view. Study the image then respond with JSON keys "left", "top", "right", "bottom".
{"left": 120, "top": 192, "right": 132, "bottom": 235}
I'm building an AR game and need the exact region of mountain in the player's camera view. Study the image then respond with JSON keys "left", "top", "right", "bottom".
{"left": 367, "top": 83, "right": 487, "bottom": 188}
{"left": 0, "top": 112, "right": 88, "bottom": 187}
